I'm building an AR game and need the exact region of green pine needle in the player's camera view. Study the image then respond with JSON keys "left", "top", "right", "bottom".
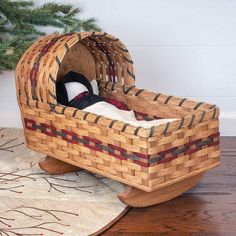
{"left": 0, "top": 0, "right": 101, "bottom": 72}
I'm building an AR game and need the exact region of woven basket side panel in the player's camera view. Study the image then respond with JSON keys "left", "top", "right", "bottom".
{"left": 99, "top": 81, "right": 216, "bottom": 112}
{"left": 21, "top": 99, "right": 220, "bottom": 192}
{"left": 99, "top": 84, "right": 220, "bottom": 137}
{"left": 100, "top": 89, "right": 192, "bottom": 119}
{"left": 21, "top": 104, "right": 151, "bottom": 191}
{"left": 147, "top": 119, "right": 220, "bottom": 188}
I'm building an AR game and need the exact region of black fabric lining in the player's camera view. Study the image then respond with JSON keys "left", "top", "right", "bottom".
{"left": 56, "top": 71, "right": 93, "bottom": 106}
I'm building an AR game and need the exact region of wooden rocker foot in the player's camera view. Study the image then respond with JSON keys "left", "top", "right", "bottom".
{"left": 118, "top": 173, "right": 204, "bottom": 207}
{"left": 38, "top": 156, "right": 82, "bottom": 174}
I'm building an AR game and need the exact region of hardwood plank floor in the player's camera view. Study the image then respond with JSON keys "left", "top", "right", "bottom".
{"left": 102, "top": 137, "right": 236, "bottom": 235}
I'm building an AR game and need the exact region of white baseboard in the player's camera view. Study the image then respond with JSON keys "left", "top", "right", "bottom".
{"left": 0, "top": 111, "right": 23, "bottom": 129}
{"left": 220, "top": 112, "right": 236, "bottom": 136}
{"left": 0, "top": 110, "right": 235, "bottom": 136}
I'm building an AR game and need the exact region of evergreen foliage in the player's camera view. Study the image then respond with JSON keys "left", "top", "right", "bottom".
{"left": 0, "top": 0, "right": 101, "bottom": 72}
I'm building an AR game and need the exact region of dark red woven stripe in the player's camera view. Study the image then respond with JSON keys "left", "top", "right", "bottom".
{"left": 110, "top": 152, "right": 127, "bottom": 160}
{"left": 184, "top": 138, "right": 201, "bottom": 147}
{"left": 209, "top": 132, "right": 220, "bottom": 139}
{"left": 158, "top": 146, "right": 177, "bottom": 156}
{"left": 83, "top": 136, "right": 102, "bottom": 144}
{"left": 61, "top": 129, "right": 77, "bottom": 144}
{"left": 133, "top": 152, "right": 149, "bottom": 159}
{"left": 41, "top": 124, "right": 56, "bottom": 137}
{"left": 29, "top": 35, "right": 66, "bottom": 88}
{"left": 184, "top": 147, "right": 201, "bottom": 155}
{"left": 84, "top": 143, "right": 103, "bottom": 152}
{"left": 158, "top": 156, "right": 176, "bottom": 165}
{"left": 209, "top": 140, "right": 220, "bottom": 147}
{"left": 25, "top": 118, "right": 36, "bottom": 131}
{"left": 134, "top": 160, "right": 149, "bottom": 167}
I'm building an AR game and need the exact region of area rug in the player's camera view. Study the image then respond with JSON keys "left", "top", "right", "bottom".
{"left": 0, "top": 128, "right": 129, "bottom": 236}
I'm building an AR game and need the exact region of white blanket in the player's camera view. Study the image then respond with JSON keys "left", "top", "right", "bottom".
{"left": 84, "top": 102, "right": 176, "bottom": 128}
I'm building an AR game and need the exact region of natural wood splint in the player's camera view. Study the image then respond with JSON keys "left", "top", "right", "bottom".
{"left": 16, "top": 32, "right": 220, "bottom": 207}
{"left": 118, "top": 173, "right": 204, "bottom": 207}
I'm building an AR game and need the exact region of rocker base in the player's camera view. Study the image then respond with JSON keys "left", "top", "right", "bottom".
{"left": 38, "top": 156, "right": 82, "bottom": 174}
{"left": 118, "top": 173, "right": 204, "bottom": 207}
{"left": 39, "top": 157, "right": 203, "bottom": 207}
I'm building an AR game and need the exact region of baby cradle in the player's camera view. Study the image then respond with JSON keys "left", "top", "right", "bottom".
{"left": 15, "top": 32, "right": 220, "bottom": 207}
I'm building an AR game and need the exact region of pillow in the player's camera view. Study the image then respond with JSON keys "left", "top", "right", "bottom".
{"left": 56, "top": 71, "right": 93, "bottom": 105}
{"left": 90, "top": 79, "right": 99, "bottom": 95}
{"left": 65, "top": 82, "right": 88, "bottom": 102}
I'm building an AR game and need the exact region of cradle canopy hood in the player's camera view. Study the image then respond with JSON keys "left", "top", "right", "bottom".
{"left": 16, "top": 32, "right": 135, "bottom": 105}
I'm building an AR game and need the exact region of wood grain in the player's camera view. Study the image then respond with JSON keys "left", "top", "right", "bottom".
{"left": 118, "top": 173, "right": 204, "bottom": 207}
{"left": 102, "top": 137, "right": 236, "bottom": 235}
{"left": 39, "top": 156, "right": 81, "bottom": 174}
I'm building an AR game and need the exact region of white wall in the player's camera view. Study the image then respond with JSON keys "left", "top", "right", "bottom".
{"left": 0, "top": 0, "right": 235, "bottom": 135}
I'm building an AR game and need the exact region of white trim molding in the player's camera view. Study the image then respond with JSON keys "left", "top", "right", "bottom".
{"left": 220, "top": 112, "right": 236, "bottom": 136}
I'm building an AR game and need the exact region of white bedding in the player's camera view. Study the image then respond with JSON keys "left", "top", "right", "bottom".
{"left": 84, "top": 101, "right": 176, "bottom": 128}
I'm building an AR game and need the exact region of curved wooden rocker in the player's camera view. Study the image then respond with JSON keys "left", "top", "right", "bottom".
{"left": 39, "top": 156, "right": 204, "bottom": 207}
{"left": 39, "top": 156, "right": 82, "bottom": 174}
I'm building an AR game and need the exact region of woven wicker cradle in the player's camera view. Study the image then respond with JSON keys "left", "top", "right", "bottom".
{"left": 15, "top": 32, "right": 220, "bottom": 207}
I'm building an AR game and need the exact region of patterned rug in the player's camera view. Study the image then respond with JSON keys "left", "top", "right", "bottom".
{"left": 0, "top": 128, "right": 129, "bottom": 236}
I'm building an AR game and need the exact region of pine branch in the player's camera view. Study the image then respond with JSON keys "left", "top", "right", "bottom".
{"left": 0, "top": 0, "right": 101, "bottom": 72}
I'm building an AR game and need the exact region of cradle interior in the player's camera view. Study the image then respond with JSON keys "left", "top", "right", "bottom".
{"left": 57, "top": 42, "right": 96, "bottom": 82}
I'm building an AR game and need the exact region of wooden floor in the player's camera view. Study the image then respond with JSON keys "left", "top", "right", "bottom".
{"left": 102, "top": 137, "right": 236, "bottom": 235}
